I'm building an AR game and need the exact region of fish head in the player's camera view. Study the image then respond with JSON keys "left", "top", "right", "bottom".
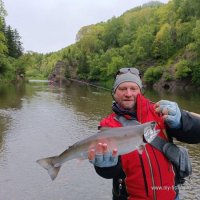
{"left": 143, "top": 121, "right": 159, "bottom": 143}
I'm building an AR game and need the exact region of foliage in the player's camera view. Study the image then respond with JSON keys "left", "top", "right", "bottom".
{"left": 191, "top": 64, "right": 200, "bottom": 85}
{"left": 0, "top": 0, "right": 24, "bottom": 82}
{"left": 175, "top": 60, "right": 191, "bottom": 79}
{"left": 192, "top": 20, "right": 200, "bottom": 53}
{"left": 0, "top": 53, "right": 8, "bottom": 74}
{"left": 153, "top": 23, "right": 175, "bottom": 59}
{"left": 0, "top": 0, "right": 7, "bottom": 18}
{"left": 0, "top": 54, "right": 15, "bottom": 81}
{"left": 0, "top": 30, "right": 7, "bottom": 54}
{"left": 143, "top": 66, "right": 163, "bottom": 84}
{"left": 5, "top": 26, "right": 23, "bottom": 58}
{"left": 133, "top": 25, "right": 154, "bottom": 60}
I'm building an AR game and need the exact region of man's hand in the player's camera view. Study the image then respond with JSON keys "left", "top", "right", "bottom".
{"left": 155, "top": 100, "right": 181, "bottom": 129}
{"left": 88, "top": 143, "right": 118, "bottom": 167}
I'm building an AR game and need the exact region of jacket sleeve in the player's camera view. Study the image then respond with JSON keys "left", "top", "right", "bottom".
{"left": 167, "top": 110, "right": 200, "bottom": 144}
{"left": 94, "top": 156, "right": 123, "bottom": 179}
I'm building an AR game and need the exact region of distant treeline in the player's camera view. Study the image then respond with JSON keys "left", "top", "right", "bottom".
{"left": 1, "top": 0, "right": 200, "bottom": 88}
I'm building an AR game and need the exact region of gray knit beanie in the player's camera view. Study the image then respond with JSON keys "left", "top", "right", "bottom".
{"left": 112, "top": 71, "right": 142, "bottom": 94}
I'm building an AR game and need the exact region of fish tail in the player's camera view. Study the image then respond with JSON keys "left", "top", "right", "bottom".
{"left": 36, "top": 156, "right": 61, "bottom": 180}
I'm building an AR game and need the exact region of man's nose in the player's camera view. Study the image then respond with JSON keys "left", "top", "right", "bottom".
{"left": 125, "top": 89, "right": 132, "bottom": 96}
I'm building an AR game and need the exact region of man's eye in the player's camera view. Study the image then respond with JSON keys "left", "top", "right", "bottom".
{"left": 131, "top": 87, "right": 138, "bottom": 91}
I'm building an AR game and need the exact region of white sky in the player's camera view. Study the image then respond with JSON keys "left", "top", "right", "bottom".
{"left": 4, "top": 0, "right": 169, "bottom": 54}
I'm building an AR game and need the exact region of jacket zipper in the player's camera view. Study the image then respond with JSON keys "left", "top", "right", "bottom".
{"left": 138, "top": 153, "right": 148, "bottom": 197}
{"left": 144, "top": 146, "right": 157, "bottom": 200}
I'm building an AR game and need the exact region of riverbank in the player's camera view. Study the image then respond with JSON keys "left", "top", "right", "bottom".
{"left": 1, "top": 75, "right": 199, "bottom": 94}
{"left": 67, "top": 77, "right": 200, "bottom": 94}
{"left": 153, "top": 79, "right": 200, "bottom": 92}
{"left": 68, "top": 78, "right": 111, "bottom": 91}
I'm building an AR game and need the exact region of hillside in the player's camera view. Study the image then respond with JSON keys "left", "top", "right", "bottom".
{"left": 4, "top": 0, "right": 200, "bottom": 91}
{"left": 45, "top": 0, "right": 200, "bottom": 90}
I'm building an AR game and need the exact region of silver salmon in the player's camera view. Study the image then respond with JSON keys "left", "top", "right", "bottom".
{"left": 37, "top": 121, "right": 158, "bottom": 180}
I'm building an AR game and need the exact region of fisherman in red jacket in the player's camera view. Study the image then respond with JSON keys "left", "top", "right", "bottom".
{"left": 88, "top": 67, "right": 200, "bottom": 200}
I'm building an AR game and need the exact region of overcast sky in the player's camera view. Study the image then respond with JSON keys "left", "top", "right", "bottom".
{"left": 4, "top": 0, "right": 169, "bottom": 54}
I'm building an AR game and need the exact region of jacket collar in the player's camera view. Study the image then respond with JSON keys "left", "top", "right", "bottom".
{"left": 112, "top": 101, "right": 137, "bottom": 120}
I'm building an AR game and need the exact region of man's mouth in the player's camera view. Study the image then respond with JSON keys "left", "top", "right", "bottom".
{"left": 124, "top": 99, "right": 134, "bottom": 101}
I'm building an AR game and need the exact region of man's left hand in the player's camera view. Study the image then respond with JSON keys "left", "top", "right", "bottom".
{"left": 155, "top": 100, "right": 181, "bottom": 129}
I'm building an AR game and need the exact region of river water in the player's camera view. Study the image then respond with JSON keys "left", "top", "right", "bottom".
{"left": 0, "top": 81, "right": 199, "bottom": 200}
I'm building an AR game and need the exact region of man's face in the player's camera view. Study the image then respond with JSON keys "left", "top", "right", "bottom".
{"left": 113, "top": 82, "right": 141, "bottom": 111}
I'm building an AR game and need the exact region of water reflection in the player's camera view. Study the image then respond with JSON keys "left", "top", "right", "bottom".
{"left": 0, "top": 83, "right": 38, "bottom": 109}
{"left": 0, "top": 82, "right": 199, "bottom": 200}
{"left": 63, "top": 83, "right": 112, "bottom": 120}
{"left": 144, "top": 89, "right": 200, "bottom": 113}
{"left": 0, "top": 114, "right": 10, "bottom": 153}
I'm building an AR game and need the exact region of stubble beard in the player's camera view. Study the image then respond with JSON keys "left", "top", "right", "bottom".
{"left": 120, "top": 99, "right": 136, "bottom": 111}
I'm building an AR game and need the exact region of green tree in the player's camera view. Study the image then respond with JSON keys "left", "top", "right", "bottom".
{"left": 0, "top": 54, "right": 8, "bottom": 74}
{"left": 0, "top": 1, "right": 7, "bottom": 55}
{"left": 0, "top": 0, "right": 7, "bottom": 18}
{"left": 102, "top": 17, "right": 123, "bottom": 49}
{"left": 153, "top": 23, "right": 175, "bottom": 59}
{"left": 191, "top": 64, "right": 200, "bottom": 85}
{"left": 133, "top": 25, "right": 154, "bottom": 59}
{"left": 107, "top": 55, "right": 125, "bottom": 78}
{"left": 87, "top": 53, "right": 102, "bottom": 81}
{"left": 176, "top": 0, "right": 200, "bottom": 22}
{"left": 5, "top": 26, "right": 23, "bottom": 58}
{"left": 0, "top": 29, "right": 7, "bottom": 54}
{"left": 118, "top": 27, "right": 133, "bottom": 47}
{"left": 192, "top": 20, "right": 200, "bottom": 53}
{"left": 175, "top": 20, "right": 194, "bottom": 48}
{"left": 76, "top": 52, "right": 88, "bottom": 79}
{"left": 119, "top": 44, "right": 136, "bottom": 66}
{"left": 77, "top": 24, "right": 105, "bottom": 52}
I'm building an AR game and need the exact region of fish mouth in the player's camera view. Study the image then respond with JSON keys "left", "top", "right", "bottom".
{"left": 143, "top": 121, "right": 159, "bottom": 143}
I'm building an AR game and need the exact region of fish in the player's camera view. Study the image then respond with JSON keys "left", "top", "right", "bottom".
{"left": 36, "top": 121, "right": 158, "bottom": 180}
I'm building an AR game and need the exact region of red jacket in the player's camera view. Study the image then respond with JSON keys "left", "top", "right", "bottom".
{"left": 99, "top": 94, "right": 176, "bottom": 200}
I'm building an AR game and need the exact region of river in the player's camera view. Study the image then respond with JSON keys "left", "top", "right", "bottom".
{"left": 0, "top": 81, "right": 199, "bottom": 200}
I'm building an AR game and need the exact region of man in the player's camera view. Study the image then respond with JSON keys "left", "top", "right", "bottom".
{"left": 88, "top": 68, "right": 200, "bottom": 200}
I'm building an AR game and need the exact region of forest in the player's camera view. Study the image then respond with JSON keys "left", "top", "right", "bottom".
{"left": 1, "top": 0, "right": 200, "bottom": 89}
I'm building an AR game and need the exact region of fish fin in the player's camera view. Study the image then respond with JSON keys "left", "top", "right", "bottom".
{"left": 36, "top": 156, "right": 61, "bottom": 181}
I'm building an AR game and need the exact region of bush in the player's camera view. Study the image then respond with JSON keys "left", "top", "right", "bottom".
{"left": 191, "top": 64, "right": 200, "bottom": 85}
{"left": 144, "top": 66, "right": 163, "bottom": 84}
{"left": 0, "top": 55, "right": 8, "bottom": 74}
{"left": 163, "top": 73, "right": 172, "bottom": 81}
{"left": 175, "top": 60, "right": 191, "bottom": 79}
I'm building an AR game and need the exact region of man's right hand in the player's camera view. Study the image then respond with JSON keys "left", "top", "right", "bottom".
{"left": 88, "top": 143, "right": 118, "bottom": 167}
